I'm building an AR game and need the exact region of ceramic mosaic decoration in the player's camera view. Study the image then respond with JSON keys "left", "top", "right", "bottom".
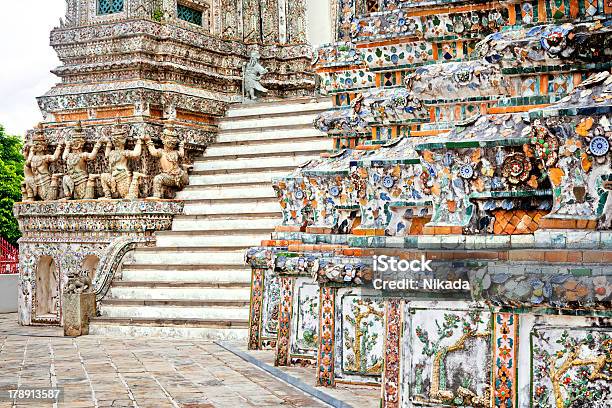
{"left": 246, "top": 0, "right": 612, "bottom": 406}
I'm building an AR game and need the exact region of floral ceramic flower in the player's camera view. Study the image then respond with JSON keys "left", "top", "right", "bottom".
{"left": 592, "top": 276, "right": 611, "bottom": 301}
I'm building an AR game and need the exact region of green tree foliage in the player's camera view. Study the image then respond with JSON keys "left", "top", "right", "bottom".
{"left": 0, "top": 125, "right": 24, "bottom": 245}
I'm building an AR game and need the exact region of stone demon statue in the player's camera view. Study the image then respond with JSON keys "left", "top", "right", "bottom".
{"left": 100, "top": 124, "right": 145, "bottom": 200}
{"left": 62, "top": 123, "right": 102, "bottom": 200}
{"left": 144, "top": 126, "right": 189, "bottom": 199}
{"left": 25, "top": 127, "right": 63, "bottom": 201}
{"left": 243, "top": 50, "right": 268, "bottom": 101}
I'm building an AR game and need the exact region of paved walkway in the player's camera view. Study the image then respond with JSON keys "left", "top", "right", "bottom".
{"left": 0, "top": 313, "right": 326, "bottom": 408}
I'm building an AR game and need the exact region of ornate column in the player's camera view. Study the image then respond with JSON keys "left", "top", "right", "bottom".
{"left": 248, "top": 268, "right": 265, "bottom": 350}
{"left": 242, "top": 0, "right": 262, "bottom": 43}
{"left": 382, "top": 299, "right": 402, "bottom": 408}
{"left": 275, "top": 275, "right": 295, "bottom": 366}
{"left": 287, "top": 0, "right": 307, "bottom": 44}
{"left": 316, "top": 286, "right": 337, "bottom": 386}
{"left": 261, "top": 0, "right": 280, "bottom": 44}
{"left": 492, "top": 313, "right": 518, "bottom": 408}
{"left": 220, "top": 0, "right": 241, "bottom": 39}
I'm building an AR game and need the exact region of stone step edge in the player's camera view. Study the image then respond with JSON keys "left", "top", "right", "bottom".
{"left": 157, "top": 229, "right": 273, "bottom": 236}
{"left": 213, "top": 135, "right": 324, "bottom": 147}
{"left": 111, "top": 281, "right": 249, "bottom": 288}
{"left": 198, "top": 149, "right": 325, "bottom": 161}
{"left": 224, "top": 104, "right": 328, "bottom": 116}
{"left": 90, "top": 317, "right": 248, "bottom": 328}
{"left": 101, "top": 299, "right": 250, "bottom": 307}
{"left": 121, "top": 264, "right": 251, "bottom": 271}
{"left": 226, "top": 96, "right": 328, "bottom": 109}
{"left": 215, "top": 342, "right": 352, "bottom": 408}
{"left": 216, "top": 122, "right": 322, "bottom": 136}
{"left": 173, "top": 212, "right": 281, "bottom": 221}
{"left": 189, "top": 166, "right": 297, "bottom": 175}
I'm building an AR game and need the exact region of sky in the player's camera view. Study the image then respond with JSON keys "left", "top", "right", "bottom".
{"left": 0, "top": 0, "right": 65, "bottom": 137}
{"left": 0, "top": 1, "right": 331, "bottom": 138}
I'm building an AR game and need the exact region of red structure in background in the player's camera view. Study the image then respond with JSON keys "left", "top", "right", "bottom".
{"left": 0, "top": 237, "right": 18, "bottom": 274}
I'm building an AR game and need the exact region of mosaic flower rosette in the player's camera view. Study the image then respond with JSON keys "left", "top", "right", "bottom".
{"left": 531, "top": 327, "right": 612, "bottom": 408}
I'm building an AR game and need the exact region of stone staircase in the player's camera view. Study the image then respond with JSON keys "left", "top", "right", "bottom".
{"left": 89, "top": 98, "right": 332, "bottom": 340}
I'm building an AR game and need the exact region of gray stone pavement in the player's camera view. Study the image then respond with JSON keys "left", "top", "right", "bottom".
{"left": 0, "top": 313, "right": 328, "bottom": 408}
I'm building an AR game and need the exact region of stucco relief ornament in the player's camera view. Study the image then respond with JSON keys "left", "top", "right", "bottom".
{"left": 27, "top": 125, "right": 64, "bottom": 201}
{"left": 530, "top": 120, "right": 559, "bottom": 168}
{"left": 21, "top": 143, "right": 35, "bottom": 201}
{"left": 145, "top": 126, "right": 190, "bottom": 199}
{"left": 502, "top": 153, "right": 532, "bottom": 185}
{"left": 100, "top": 123, "right": 145, "bottom": 200}
{"left": 62, "top": 122, "right": 101, "bottom": 200}
{"left": 64, "top": 272, "right": 92, "bottom": 295}
{"left": 243, "top": 50, "right": 268, "bottom": 102}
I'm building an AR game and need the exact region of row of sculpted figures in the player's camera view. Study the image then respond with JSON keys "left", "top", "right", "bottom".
{"left": 22, "top": 122, "right": 191, "bottom": 202}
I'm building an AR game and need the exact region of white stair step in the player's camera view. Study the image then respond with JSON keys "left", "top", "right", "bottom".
{"left": 218, "top": 113, "right": 320, "bottom": 131}
{"left": 155, "top": 232, "right": 270, "bottom": 247}
{"left": 192, "top": 154, "right": 318, "bottom": 171}
{"left": 89, "top": 322, "right": 248, "bottom": 341}
{"left": 100, "top": 305, "right": 249, "bottom": 320}
{"left": 203, "top": 138, "right": 330, "bottom": 158}
{"left": 121, "top": 266, "right": 251, "bottom": 283}
{"left": 183, "top": 199, "right": 280, "bottom": 215}
{"left": 188, "top": 169, "right": 293, "bottom": 185}
{"left": 108, "top": 286, "right": 250, "bottom": 301}
{"left": 225, "top": 100, "right": 331, "bottom": 117}
{"left": 216, "top": 127, "right": 326, "bottom": 143}
{"left": 175, "top": 185, "right": 275, "bottom": 200}
{"left": 130, "top": 249, "right": 246, "bottom": 265}
{"left": 171, "top": 215, "right": 279, "bottom": 231}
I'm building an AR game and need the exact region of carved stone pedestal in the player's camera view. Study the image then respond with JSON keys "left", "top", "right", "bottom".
{"left": 62, "top": 292, "right": 96, "bottom": 337}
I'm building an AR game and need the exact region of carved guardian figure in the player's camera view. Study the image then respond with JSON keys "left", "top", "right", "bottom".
{"left": 145, "top": 126, "right": 189, "bottom": 199}
{"left": 27, "top": 127, "right": 63, "bottom": 201}
{"left": 243, "top": 50, "right": 268, "bottom": 101}
{"left": 62, "top": 124, "right": 101, "bottom": 200}
{"left": 100, "top": 124, "right": 144, "bottom": 200}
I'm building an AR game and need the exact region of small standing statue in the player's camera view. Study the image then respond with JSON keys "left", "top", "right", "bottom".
{"left": 144, "top": 126, "right": 189, "bottom": 199}
{"left": 21, "top": 143, "right": 35, "bottom": 202}
{"left": 62, "top": 123, "right": 102, "bottom": 200}
{"left": 27, "top": 127, "right": 64, "bottom": 201}
{"left": 100, "top": 123, "right": 145, "bottom": 200}
{"left": 243, "top": 50, "right": 268, "bottom": 101}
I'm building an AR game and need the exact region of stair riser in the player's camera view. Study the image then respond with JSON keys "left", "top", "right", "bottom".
{"left": 218, "top": 114, "right": 319, "bottom": 130}
{"left": 183, "top": 201, "right": 280, "bottom": 215}
{"left": 121, "top": 269, "right": 251, "bottom": 283}
{"left": 175, "top": 186, "right": 275, "bottom": 200}
{"left": 89, "top": 324, "right": 248, "bottom": 341}
{"left": 188, "top": 171, "right": 290, "bottom": 185}
{"left": 131, "top": 251, "right": 245, "bottom": 265}
{"left": 225, "top": 101, "right": 331, "bottom": 117}
{"left": 170, "top": 217, "right": 278, "bottom": 231}
{"left": 100, "top": 306, "right": 249, "bottom": 320}
{"left": 109, "top": 287, "right": 250, "bottom": 300}
{"left": 216, "top": 128, "right": 326, "bottom": 143}
{"left": 192, "top": 155, "right": 316, "bottom": 171}
{"left": 204, "top": 139, "right": 330, "bottom": 157}
{"left": 155, "top": 233, "right": 269, "bottom": 247}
